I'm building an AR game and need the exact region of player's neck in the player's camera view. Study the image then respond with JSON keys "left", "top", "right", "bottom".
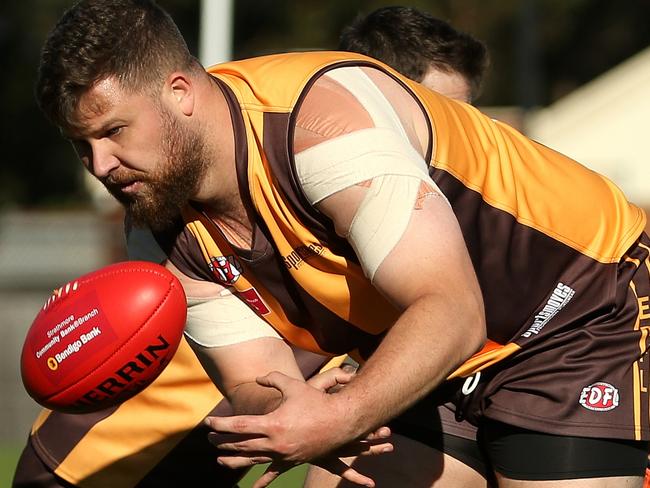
{"left": 191, "top": 75, "right": 240, "bottom": 208}
{"left": 189, "top": 74, "right": 254, "bottom": 247}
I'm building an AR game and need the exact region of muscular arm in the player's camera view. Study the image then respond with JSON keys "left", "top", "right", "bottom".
{"left": 294, "top": 68, "right": 485, "bottom": 435}
{"left": 192, "top": 338, "right": 303, "bottom": 414}
{"left": 316, "top": 183, "right": 486, "bottom": 439}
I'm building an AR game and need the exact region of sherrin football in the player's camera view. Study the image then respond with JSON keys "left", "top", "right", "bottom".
{"left": 20, "top": 261, "right": 187, "bottom": 413}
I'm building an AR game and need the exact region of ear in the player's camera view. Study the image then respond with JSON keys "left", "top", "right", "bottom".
{"left": 167, "top": 72, "right": 195, "bottom": 116}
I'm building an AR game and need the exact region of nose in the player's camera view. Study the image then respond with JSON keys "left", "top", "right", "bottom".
{"left": 88, "top": 140, "right": 120, "bottom": 178}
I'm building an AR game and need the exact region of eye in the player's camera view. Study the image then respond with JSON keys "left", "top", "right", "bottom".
{"left": 104, "top": 126, "right": 124, "bottom": 138}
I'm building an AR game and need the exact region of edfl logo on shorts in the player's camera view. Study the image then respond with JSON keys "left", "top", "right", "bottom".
{"left": 579, "top": 382, "right": 619, "bottom": 411}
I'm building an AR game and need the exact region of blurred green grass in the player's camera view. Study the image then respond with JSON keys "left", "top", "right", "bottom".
{"left": 0, "top": 444, "right": 307, "bottom": 488}
{"left": 1, "top": 444, "right": 21, "bottom": 487}
{"left": 238, "top": 464, "right": 307, "bottom": 488}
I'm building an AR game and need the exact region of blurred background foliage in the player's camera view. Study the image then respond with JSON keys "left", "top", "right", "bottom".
{"left": 1, "top": 0, "right": 649, "bottom": 209}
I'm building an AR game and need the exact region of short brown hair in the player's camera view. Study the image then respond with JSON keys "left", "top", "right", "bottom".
{"left": 339, "top": 6, "right": 489, "bottom": 100}
{"left": 36, "top": 0, "right": 200, "bottom": 130}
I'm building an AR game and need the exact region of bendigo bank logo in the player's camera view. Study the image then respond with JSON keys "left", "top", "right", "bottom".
{"left": 47, "top": 357, "right": 58, "bottom": 371}
{"left": 209, "top": 255, "right": 242, "bottom": 285}
{"left": 579, "top": 382, "right": 619, "bottom": 412}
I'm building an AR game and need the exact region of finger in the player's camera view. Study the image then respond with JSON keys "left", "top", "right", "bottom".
{"left": 357, "top": 441, "right": 393, "bottom": 456}
{"left": 216, "top": 454, "right": 273, "bottom": 469}
{"left": 255, "top": 370, "right": 301, "bottom": 392}
{"left": 335, "top": 440, "right": 393, "bottom": 458}
{"left": 338, "top": 464, "right": 376, "bottom": 488}
{"left": 316, "top": 457, "right": 375, "bottom": 488}
{"left": 363, "top": 426, "right": 391, "bottom": 440}
{"left": 204, "top": 414, "right": 266, "bottom": 435}
{"left": 208, "top": 432, "right": 273, "bottom": 453}
{"left": 206, "top": 431, "right": 261, "bottom": 445}
{"left": 251, "top": 461, "right": 292, "bottom": 488}
{"left": 341, "top": 363, "right": 358, "bottom": 374}
{"left": 307, "top": 367, "right": 354, "bottom": 391}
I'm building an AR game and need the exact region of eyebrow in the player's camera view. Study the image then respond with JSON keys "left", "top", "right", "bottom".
{"left": 62, "top": 118, "right": 124, "bottom": 141}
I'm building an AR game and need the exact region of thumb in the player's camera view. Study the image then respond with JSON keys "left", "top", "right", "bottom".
{"left": 256, "top": 371, "right": 298, "bottom": 393}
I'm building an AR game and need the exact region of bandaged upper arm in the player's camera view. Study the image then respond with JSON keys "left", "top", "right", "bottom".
{"left": 296, "top": 128, "right": 446, "bottom": 281}
{"left": 294, "top": 66, "right": 446, "bottom": 281}
{"left": 184, "top": 288, "right": 281, "bottom": 348}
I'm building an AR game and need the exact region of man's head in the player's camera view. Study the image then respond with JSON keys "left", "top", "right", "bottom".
{"left": 36, "top": 0, "right": 200, "bottom": 131}
{"left": 36, "top": 0, "right": 208, "bottom": 231}
{"left": 338, "top": 6, "right": 489, "bottom": 103}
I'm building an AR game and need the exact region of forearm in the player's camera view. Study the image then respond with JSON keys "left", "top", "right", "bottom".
{"left": 188, "top": 334, "right": 305, "bottom": 416}
{"left": 229, "top": 381, "right": 284, "bottom": 414}
{"left": 333, "top": 292, "right": 485, "bottom": 439}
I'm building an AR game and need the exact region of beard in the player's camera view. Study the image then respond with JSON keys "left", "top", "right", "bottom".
{"left": 102, "top": 107, "right": 208, "bottom": 232}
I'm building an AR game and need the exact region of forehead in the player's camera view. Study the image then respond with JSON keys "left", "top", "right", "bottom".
{"left": 420, "top": 67, "right": 472, "bottom": 103}
{"left": 77, "top": 78, "right": 126, "bottom": 120}
{"left": 66, "top": 77, "right": 147, "bottom": 136}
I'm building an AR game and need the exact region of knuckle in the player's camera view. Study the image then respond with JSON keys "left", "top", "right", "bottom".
{"left": 232, "top": 418, "right": 249, "bottom": 432}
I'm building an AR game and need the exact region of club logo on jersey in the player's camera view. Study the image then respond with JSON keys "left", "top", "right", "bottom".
{"left": 579, "top": 382, "right": 619, "bottom": 412}
{"left": 209, "top": 255, "right": 242, "bottom": 285}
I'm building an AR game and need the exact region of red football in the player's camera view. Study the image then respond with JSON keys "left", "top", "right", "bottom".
{"left": 20, "top": 261, "right": 187, "bottom": 413}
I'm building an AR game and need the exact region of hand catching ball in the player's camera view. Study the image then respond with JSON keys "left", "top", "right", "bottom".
{"left": 20, "top": 261, "right": 187, "bottom": 413}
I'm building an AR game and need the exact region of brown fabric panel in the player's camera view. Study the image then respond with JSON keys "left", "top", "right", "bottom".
{"left": 29, "top": 408, "right": 119, "bottom": 472}
{"left": 157, "top": 223, "right": 214, "bottom": 282}
{"left": 134, "top": 398, "right": 243, "bottom": 488}
{"left": 13, "top": 438, "right": 76, "bottom": 488}
{"left": 134, "top": 427, "right": 245, "bottom": 488}
{"left": 431, "top": 168, "right": 618, "bottom": 345}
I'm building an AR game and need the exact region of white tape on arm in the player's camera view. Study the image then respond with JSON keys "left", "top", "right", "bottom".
{"left": 348, "top": 174, "right": 421, "bottom": 281}
{"left": 295, "top": 128, "right": 446, "bottom": 281}
{"left": 184, "top": 289, "right": 281, "bottom": 348}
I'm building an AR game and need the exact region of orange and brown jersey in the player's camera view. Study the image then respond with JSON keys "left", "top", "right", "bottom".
{"left": 161, "top": 51, "right": 647, "bottom": 377}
